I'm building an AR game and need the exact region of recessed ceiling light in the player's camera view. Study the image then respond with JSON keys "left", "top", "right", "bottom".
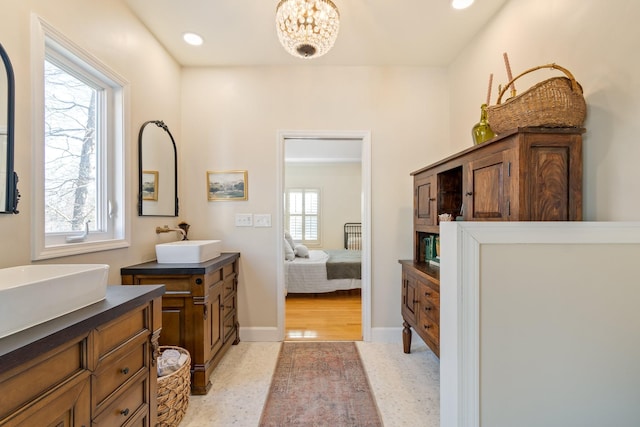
{"left": 183, "top": 32, "right": 203, "bottom": 46}
{"left": 451, "top": 0, "right": 474, "bottom": 9}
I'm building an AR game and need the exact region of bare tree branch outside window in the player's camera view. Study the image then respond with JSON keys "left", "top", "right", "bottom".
{"left": 44, "top": 60, "right": 98, "bottom": 233}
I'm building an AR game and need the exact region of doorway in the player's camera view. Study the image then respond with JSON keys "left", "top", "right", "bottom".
{"left": 276, "top": 130, "right": 371, "bottom": 342}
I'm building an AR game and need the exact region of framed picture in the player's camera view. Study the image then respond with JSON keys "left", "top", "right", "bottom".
{"left": 142, "top": 170, "right": 159, "bottom": 201}
{"left": 207, "top": 170, "right": 248, "bottom": 201}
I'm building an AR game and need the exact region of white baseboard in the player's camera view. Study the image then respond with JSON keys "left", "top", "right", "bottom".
{"left": 369, "top": 327, "right": 402, "bottom": 343}
{"left": 239, "top": 327, "right": 281, "bottom": 342}
{"left": 239, "top": 326, "right": 428, "bottom": 345}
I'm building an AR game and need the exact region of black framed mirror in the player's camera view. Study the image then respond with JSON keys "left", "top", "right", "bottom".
{"left": 0, "top": 42, "right": 19, "bottom": 214}
{"left": 138, "top": 120, "right": 178, "bottom": 216}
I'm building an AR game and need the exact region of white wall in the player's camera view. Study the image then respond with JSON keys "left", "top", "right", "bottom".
{"left": 0, "top": 0, "right": 182, "bottom": 281}
{"left": 179, "top": 66, "right": 450, "bottom": 331}
{"left": 449, "top": 0, "right": 640, "bottom": 221}
{"left": 285, "top": 162, "right": 361, "bottom": 250}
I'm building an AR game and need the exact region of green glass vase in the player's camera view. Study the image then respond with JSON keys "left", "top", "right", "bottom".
{"left": 472, "top": 104, "right": 496, "bottom": 145}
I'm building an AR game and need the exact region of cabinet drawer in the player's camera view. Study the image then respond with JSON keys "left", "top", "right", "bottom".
{"left": 223, "top": 262, "right": 236, "bottom": 278}
{"left": 223, "top": 310, "right": 237, "bottom": 342}
{"left": 92, "top": 375, "right": 148, "bottom": 427}
{"left": 0, "top": 337, "right": 88, "bottom": 419}
{"left": 420, "top": 299, "right": 439, "bottom": 323}
{"left": 418, "top": 314, "right": 439, "bottom": 343}
{"left": 205, "top": 269, "right": 223, "bottom": 287}
{"left": 419, "top": 281, "right": 439, "bottom": 306}
{"left": 222, "top": 277, "right": 236, "bottom": 300}
{"left": 95, "top": 305, "right": 149, "bottom": 359}
{"left": 135, "top": 275, "right": 193, "bottom": 293}
{"left": 93, "top": 337, "right": 148, "bottom": 412}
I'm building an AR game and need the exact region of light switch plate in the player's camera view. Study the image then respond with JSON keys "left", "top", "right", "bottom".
{"left": 254, "top": 214, "right": 272, "bottom": 227}
{"left": 235, "top": 213, "right": 253, "bottom": 227}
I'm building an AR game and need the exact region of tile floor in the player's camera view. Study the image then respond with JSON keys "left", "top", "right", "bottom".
{"left": 179, "top": 340, "right": 440, "bottom": 426}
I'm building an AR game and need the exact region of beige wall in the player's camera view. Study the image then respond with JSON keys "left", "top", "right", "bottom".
{"left": 285, "top": 162, "right": 361, "bottom": 250}
{"left": 179, "top": 66, "right": 449, "bottom": 331}
{"left": 448, "top": 0, "right": 640, "bottom": 221}
{"left": 0, "top": 0, "right": 182, "bottom": 280}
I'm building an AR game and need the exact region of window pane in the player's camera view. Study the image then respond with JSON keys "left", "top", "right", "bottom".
{"left": 289, "top": 216, "right": 302, "bottom": 240}
{"left": 305, "top": 216, "right": 318, "bottom": 240}
{"left": 289, "top": 191, "right": 302, "bottom": 214}
{"left": 44, "top": 60, "right": 99, "bottom": 233}
{"left": 305, "top": 191, "right": 318, "bottom": 214}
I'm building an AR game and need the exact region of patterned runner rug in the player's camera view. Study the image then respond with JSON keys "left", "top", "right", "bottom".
{"left": 259, "top": 342, "right": 383, "bottom": 427}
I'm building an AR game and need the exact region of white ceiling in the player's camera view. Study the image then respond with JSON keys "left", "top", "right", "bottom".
{"left": 125, "top": 0, "right": 508, "bottom": 67}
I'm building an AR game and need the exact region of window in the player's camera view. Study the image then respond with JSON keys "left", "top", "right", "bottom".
{"left": 32, "top": 18, "right": 128, "bottom": 259}
{"left": 285, "top": 188, "right": 320, "bottom": 246}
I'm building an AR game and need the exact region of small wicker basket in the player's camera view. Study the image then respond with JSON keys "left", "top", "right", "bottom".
{"left": 157, "top": 346, "right": 191, "bottom": 427}
{"left": 486, "top": 63, "right": 586, "bottom": 134}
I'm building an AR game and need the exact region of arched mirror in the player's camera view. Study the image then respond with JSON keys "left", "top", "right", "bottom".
{"left": 0, "top": 42, "right": 19, "bottom": 214}
{"left": 138, "top": 120, "right": 178, "bottom": 216}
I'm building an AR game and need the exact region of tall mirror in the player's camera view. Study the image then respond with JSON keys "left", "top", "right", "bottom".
{"left": 138, "top": 120, "right": 178, "bottom": 216}
{"left": 0, "top": 42, "right": 19, "bottom": 214}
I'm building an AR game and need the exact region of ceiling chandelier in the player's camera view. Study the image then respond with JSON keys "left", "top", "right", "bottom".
{"left": 275, "top": 0, "right": 340, "bottom": 59}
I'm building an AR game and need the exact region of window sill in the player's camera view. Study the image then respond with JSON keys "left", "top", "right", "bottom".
{"left": 32, "top": 239, "right": 130, "bottom": 261}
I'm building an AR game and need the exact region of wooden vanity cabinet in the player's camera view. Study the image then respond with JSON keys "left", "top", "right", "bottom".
{"left": 121, "top": 252, "right": 240, "bottom": 395}
{"left": 402, "top": 127, "right": 584, "bottom": 356}
{"left": 0, "top": 285, "right": 164, "bottom": 427}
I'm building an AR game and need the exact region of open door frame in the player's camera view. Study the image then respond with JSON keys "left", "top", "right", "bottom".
{"left": 276, "top": 130, "right": 372, "bottom": 341}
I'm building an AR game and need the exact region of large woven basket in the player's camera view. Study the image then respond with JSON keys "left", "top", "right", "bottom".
{"left": 486, "top": 63, "right": 586, "bottom": 134}
{"left": 157, "top": 346, "right": 191, "bottom": 427}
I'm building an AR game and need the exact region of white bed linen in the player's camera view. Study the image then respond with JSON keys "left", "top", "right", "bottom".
{"left": 285, "top": 249, "right": 361, "bottom": 294}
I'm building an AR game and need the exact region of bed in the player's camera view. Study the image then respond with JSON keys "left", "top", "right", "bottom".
{"left": 285, "top": 223, "right": 362, "bottom": 294}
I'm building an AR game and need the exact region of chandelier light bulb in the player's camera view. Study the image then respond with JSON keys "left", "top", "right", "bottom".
{"left": 276, "top": 0, "right": 340, "bottom": 59}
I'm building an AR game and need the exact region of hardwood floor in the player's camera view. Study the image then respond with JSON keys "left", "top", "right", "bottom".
{"left": 285, "top": 291, "right": 362, "bottom": 341}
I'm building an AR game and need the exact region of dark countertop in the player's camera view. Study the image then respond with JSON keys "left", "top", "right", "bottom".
{"left": 120, "top": 252, "right": 240, "bottom": 275}
{"left": 0, "top": 284, "right": 165, "bottom": 375}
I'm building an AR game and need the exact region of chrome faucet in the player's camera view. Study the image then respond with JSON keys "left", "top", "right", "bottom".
{"left": 156, "top": 225, "right": 187, "bottom": 240}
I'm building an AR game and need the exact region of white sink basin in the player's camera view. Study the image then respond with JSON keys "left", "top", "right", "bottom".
{"left": 0, "top": 264, "right": 109, "bottom": 339}
{"left": 155, "top": 240, "right": 222, "bottom": 264}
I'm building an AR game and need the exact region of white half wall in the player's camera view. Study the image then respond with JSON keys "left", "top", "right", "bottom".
{"left": 440, "top": 221, "right": 640, "bottom": 427}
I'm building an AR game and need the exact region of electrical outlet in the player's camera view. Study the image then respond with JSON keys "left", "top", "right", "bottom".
{"left": 254, "top": 214, "right": 272, "bottom": 227}
{"left": 235, "top": 213, "right": 253, "bottom": 227}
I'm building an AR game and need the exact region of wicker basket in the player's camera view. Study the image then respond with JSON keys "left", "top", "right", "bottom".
{"left": 157, "top": 346, "right": 191, "bottom": 427}
{"left": 486, "top": 63, "right": 586, "bottom": 134}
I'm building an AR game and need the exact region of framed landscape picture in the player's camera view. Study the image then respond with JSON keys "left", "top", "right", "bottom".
{"left": 207, "top": 170, "right": 248, "bottom": 201}
{"left": 142, "top": 170, "right": 158, "bottom": 201}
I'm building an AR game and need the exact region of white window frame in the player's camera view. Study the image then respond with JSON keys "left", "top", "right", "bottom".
{"left": 285, "top": 187, "right": 321, "bottom": 247}
{"left": 31, "top": 16, "right": 129, "bottom": 260}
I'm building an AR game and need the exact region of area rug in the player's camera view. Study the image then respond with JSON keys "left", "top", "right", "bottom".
{"left": 259, "top": 342, "right": 383, "bottom": 427}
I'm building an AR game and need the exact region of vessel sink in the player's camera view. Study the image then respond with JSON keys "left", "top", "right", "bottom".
{"left": 155, "top": 240, "right": 222, "bottom": 264}
{"left": 0, "top": 264, "right": 109, "bottom": 338}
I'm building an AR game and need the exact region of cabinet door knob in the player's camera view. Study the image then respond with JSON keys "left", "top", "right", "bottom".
{"left": 429, "top": 197, "right": 436, "bottom": 202}
{"left": 195, "top": 278, "right": 203, "bottom": 285}
{"left": 121, "top": 367, "right": 129, "bottom": 375}
{"left": 423, "top": 324, "right": 431, "bottom": 330}
{"left": 425, "top": 292, "right": 431, "bottom": 297}
{"left": 424, "top": 306, "right": 431, "bottom": 311}
{"left": 465, "top": 191, "right": 473, "bottom": 196}
{"left": 121, "top": 408, "right": 130, "bottom": 417}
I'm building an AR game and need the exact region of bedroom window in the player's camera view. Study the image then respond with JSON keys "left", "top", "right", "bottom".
{"left": 285, "top": 188, "right": 320, "bottom": 246}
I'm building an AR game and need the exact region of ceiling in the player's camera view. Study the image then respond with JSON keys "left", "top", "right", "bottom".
{"left": 125, "top": 0, "right": 508, "bottom": 67}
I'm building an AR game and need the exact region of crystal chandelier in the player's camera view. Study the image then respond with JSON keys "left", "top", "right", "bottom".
{"left": 275, "top": 0, "right": 340, "bottom": 59}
